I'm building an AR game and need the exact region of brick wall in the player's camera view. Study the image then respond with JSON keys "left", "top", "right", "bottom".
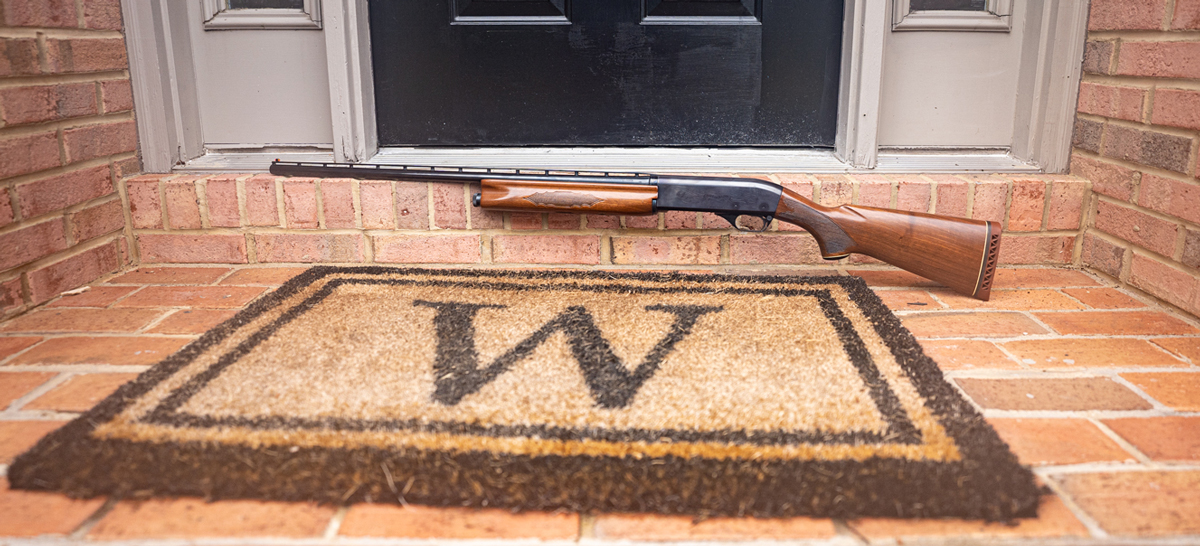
{"left": 1072, "top": 0, "right": 1200, "bottom": 316}
{"left": 0, "top": 0, "right": 138, "bottom": 316}
{"left": 123, "top": 172, "right": 1087, "bottom": 273}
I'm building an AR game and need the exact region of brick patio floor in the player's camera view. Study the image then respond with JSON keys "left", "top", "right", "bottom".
{"left": 1, "top": 265, "right": 1197, "bottom": 543}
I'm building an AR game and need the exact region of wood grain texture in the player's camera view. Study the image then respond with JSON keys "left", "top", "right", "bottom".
{"left": 480, "top": 179, "right": 657, "bottom": 215}
{"left": 775, "top": 188, "right": 999, "bottom": 300}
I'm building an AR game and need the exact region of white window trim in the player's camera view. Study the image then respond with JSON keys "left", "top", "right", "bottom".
{"left": 892, "top": 0, "right": 1013, "bottom": 32}
{"left": 124, "top": 0, "right": 1085, "bottom": 173}
{"left": 201, "top": 0, "right": 322, "bottom": 30}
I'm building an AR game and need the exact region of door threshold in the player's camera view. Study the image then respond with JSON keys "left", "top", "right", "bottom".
{"left": 172, "top": 148, "right": 1043, "bottom": 174}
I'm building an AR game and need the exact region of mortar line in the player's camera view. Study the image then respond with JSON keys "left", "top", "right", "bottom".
{"left": 1089, "top": 418, "right": 1156, "bottom": 465}
{"left": 1035, "top": 471, "right": 1109, "bottom": 539}
{"left": 2, "top": 371, "right": 73, "bottom": 413}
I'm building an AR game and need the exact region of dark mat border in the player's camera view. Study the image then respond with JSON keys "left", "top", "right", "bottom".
{"left": 9, "top": 267, "right": 1040, "bottom": 520}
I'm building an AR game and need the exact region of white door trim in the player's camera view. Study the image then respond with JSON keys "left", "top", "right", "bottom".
{"left": 834, "top": 0, "right": 887, "bottom": 169}
{"left": 324, "top": 0, "right": 377, "bottom": 162}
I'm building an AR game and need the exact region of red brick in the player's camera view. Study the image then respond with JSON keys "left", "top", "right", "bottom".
{"left": 955, "top": 377, "right": 1152, "bottom": 411}
{"left": 16, "top": 165, "right": 113, "bottom": 219}
{"left": 510, "top": 212, "right": 542, "bottom": 230}
{"left": 988, "top": 418, "right": 1133, "bottom": 465}
{"left": 47, "top": 285, "right": 137, "bottom": 307}
{"left": 1, "top": 307, "right": 164, "bottom": 333}
{"left": 931, "top": 175, "right": 969, "bottom": 217}
{"left": 1174, "top": 0, "right": 1200, "bottom": 28}
{"left": 1122, "top": 372, "right": 1200, "bottom": 411}
{"left": 63, "top": 119, "right": 137, "bottom": 163}
{"left": 850, "top": 269, "right": 942, "bottom": 288}
{"left": 0, "top": 478, "right": 105, "bottom": 537}
{"left": 0, "top": 220, "right": 67, "bottom": 270}
{"left": 374, "top": 234, "right": 481, "bottom": 263}
{"left": 848, "top": 495, "right": 1086, "bottom": 540}
{"left": 902, "top": 312, "right": 1047, "bottom": 338}
{"left": 340, "top": 505, "right": 579, "bottom": 539}
{"left": 0, "top": 131, "right": 61, "bottom": 178}
{"left": 1151, "top": 337, "right": 1200, "bottom": 364}
{"left": 0, "top": 82, "right": 96, "bottom": 125}
{"left": 27, "top": 241, "right": 119, "bottom": 304}
{"left": 918, "top": 339, "right": 1018, "bottom": 370}
{"left": 10, "top": 336, "right": 189, "bottom": 366}
{"left": 0, "top": 276, "right": 22, "bottom": 312}
{"left": 394, "top": 181, "right": 427, "bottom": 229}
{"left": 1105, "top": 417, "right": 1200, "bottom": 461}
{"left": 660, "top": 210, "right": 692, "bottom": 229}
{"left": 699, "top": 212, "right": 727, "bottom": 229}
{"left": 612, "top": 236, "right": 720, "bottom": 265}
{"left": 113, "top": 155, "right": 140, "bottom": 178}
{"left": 321, "top": 179, "right": 356, "bottom": 228}
{"left": 594, "top": 513, "right": 835, "bottom": 541}
{"left": 855, "top": 176, "right": 893, "bottom": 208}
{"left": 817, "top": 174, "right": 853, "bottom": 206}
{"left": 730, "top": 234, "right": 822, "bottom": 264}
{"left": 45, "top": 37, "right": 128, "bottom": 73}
{"left": 218, "top": 267, "right": 305, "bottom": 286}
{"left": 1062, "top": 287, "right": 1145, "bottom": 309}
{"left": 1117, "top": 41, "right": 1200, "bottom": 79}
{"left": 1095, "top": 201, "right": 1178, "bottom": 257}
{"left": 1056, "top": 471, "right": 1200, "bottom": 536}
{"left": 1, "top": 0, "right": 77, "bottom": 28}
{"left": 625, "top": 213, "right": 660, "bottom": 229}
{"left": 1088, "top": 0, "right": 1167, "bottom": 29}
{"left": 359, "top": 181, "right": 394, "bottom": 229}
{"left": 998, "top": 235, "right": 1075, "bottom": 265}
{"left": 586, "top": 214, "right": 620, "bottom": 229}
{"left": 110, "top": 266, "right": 230, "bottom": 285}
{"left": 1076, "top": 82, "right": 1147, "bottom": 122}
{"left": 1102, "top": 124, "right": 1192, "bottom": 174}
{"left": 970, "top": 179, "right": 1009, "bottom": 225}
{"left": 147, "top": 309, "right": 237, "bottom": 334}
{"left": 873, "top": 289, "right": 941, "bottom": 311}
{"left": 115, "top": 285, "right": 266, "bottom": 309}
{"left": 138, "top": 234, "right": 248, "bottom": 264}
{"left": 492, "top": 235, "right": 600, "bottom": 264}
{"left": 777, "top": 174, "right": 816, "bottom": 231}
{"left": 164, "top": 178, "right": 202, "bottom": 229}
{"left": 100, "top": 79, "right": 132, "bottom": 112}
{"left": 1129, "top": 254, "right": 1198, "bottom": 312}
{"left": 467, "top": 182, "right": 503, "bottom": 229}
{"left": 0, "top": 37, "right": 41, "bottom": 77}
{"left": 126, "top": 176, "right": 163, "bottom": 229}
{"left": 1081, "top": 233, "right": 1127, "bottom": 278}
{"left": 0, "top": 420, "right": 65, "bottom": 463}
{"left": 245, "top": 175, "right": 280, "bottom": 226}
{"left": 1070, "top": 155, "right": 1136, "bottom": 201}
{"left": 993, "top": 268, "right": 1101, "bottom": 288}
{"left": 896, "top": 176, "right": 932, "bottom": 212}
{"left": 0, "top": 191, "right": 12, "bottom": 227}
{"left": 1138, "top": 174, "right": 1200, "bottom": 225}
{"left": 933, "top": 288, "right": 1084, "bottom": 311}
{"left": 548, "top": 212, "right": 579, "bottom": 229}
{"left": 1046, "top": 179, "right": 1087, "bottom": 230}
{"left": 254, "top": 233, "right": 364, "bottom": 263}
{"left": 82, "top": 0, "right": 122, "bottom": 29}
{"left": 1007, "top": 179, "right": 1046, "bottom": 231}
{"left": 88, "top": 498, "right": 336, "bottom": 539}
{"left": 0, "top": 371, "right": 54, "bottom": 408}
{"left": 281, "top": 179, "right": 318, "bottom": 229}
{"left": 432, "top": 183, "right": 467, "bottom": 229}
{"left": 1004, "top": 338, "right": 1187, "bottom": 368}
{"left": 0, "top": 336, "right": 41, "bottom": 360}
{"left": 69, "top": 198, "right": 123, "bottom": 242}
{"left": 204, "top": 177, "right": 240, "bottom": 228}
{"left": 1035, "top": 310, "right": 1198, "bottom": 336}
{"left": 25, "top": 373, "right": 138, "bottom": 412}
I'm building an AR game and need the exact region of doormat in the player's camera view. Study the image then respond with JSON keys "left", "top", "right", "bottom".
{"left": 10, "top": 267, "right": 1039, "bottom": 520}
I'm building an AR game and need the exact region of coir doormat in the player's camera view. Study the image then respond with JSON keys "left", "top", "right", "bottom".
{"left": 10, "top": 267, "right": 1039, "bottom": 520}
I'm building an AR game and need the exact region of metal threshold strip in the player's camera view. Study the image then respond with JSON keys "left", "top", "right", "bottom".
{"left": 178, "top": 148, "right": 1041, "bottom": 174}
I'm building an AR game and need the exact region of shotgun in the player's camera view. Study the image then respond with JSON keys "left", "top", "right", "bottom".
{"left": 269, "top": 160, "right": 1000, "bottom": 300}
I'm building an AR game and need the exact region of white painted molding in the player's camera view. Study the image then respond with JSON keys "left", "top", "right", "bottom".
{"left": 121, "top": 0, "right": 204, "bottom": 172}
{"left": 1010, "top": 0, "right": 1088, "bottom": 172}
{"left": 324, "top": 0, "right": 377, "bottom": 162}
{"left": 834, "top": 0, "right": 886, "bottom": 169}
{"left": 202, "top": 0, "right": 323, "bottom": 30}
{"left": 892, "top": 0, "right": 1012, "bottom": 31}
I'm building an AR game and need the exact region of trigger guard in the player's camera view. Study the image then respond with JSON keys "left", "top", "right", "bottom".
{"left": 719, "top": 213, "right": 774, "bottom": 233}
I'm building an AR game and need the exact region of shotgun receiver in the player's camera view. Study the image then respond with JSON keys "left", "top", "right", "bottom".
{"left": 270, "top": 161, "right": 1000, "bottom": 300}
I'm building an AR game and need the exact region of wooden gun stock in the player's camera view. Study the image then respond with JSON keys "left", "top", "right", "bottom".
{"left": 775, "top": 188, "right": 1001, "bottom": 300}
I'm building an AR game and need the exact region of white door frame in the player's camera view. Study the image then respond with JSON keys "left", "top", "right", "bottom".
{"left": 122, "top": 0, "right": 1086, "bottom": 173}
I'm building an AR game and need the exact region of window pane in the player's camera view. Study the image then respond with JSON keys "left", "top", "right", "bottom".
{"left": 228, "top": 0, "right": 304, "bottom": 9}
{"left": 910, "top": 0, "right": 986, "bottom": 10}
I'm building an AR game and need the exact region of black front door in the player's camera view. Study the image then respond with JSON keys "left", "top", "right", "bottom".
{"left": 370, "top": 0, "right": 844, "bottom": 147}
